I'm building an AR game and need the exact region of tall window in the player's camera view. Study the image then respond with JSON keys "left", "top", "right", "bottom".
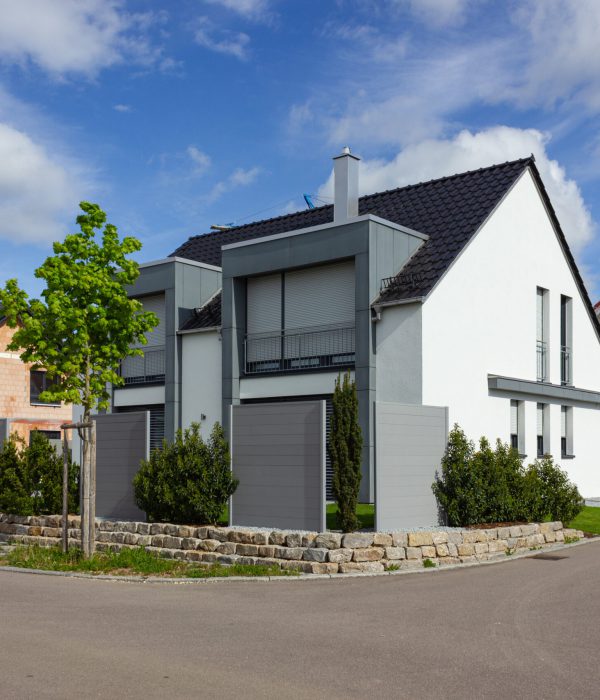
{"left": 561, "top": 405, "right": 574, "bottom": 458}
{"left": 30, "top": 370, "right": 60, "bottom": 406}
{"left": 536, "top": 402, "right": 548, "bottom": 457}
{"left": 510, "top": 400, "right": 524, "bottom": 454}
{"left": 536, "top": 287, "right": 548, "bottom": 382}
{"left": 560, "top": 295, "right": 572, "bottom": 385}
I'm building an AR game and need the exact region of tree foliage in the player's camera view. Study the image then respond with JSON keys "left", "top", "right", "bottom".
{"left": 0, "top": 432, "right": 79, "bottom": 516}
{"left": 329, "top": 371, "right": 364, "bottom": 532}
{"left": 0, "top": 202, "right": 158, "bottom": 421}
{"left": 432, "top": 425, "right": 583, "bottom": 526}
{"left": 133, "top": 422, "right": 238, "bottom": 525}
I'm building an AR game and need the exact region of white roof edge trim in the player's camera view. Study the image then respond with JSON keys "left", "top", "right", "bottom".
{"left": 178, "top": 326, "right": 220, "bottom": 335}
{"left": 221, "top": 215, "right": 428, "bottom": 252}
{"left": 138, "top": 256, "right": 222, "bottom": 272}
{"left": 373, "top": 297, "right": 424, "bottom": 309}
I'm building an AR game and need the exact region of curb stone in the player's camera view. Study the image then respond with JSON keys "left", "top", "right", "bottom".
{"left": 0, "top": 537, "right": 596, "bottom": 585}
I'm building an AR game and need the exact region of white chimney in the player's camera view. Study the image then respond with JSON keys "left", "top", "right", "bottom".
{"left": 333, "top": 146, "right": 360, "bottom": 224}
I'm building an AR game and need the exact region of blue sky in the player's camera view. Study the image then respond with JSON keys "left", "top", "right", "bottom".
{"left": 1, "top": 0, "right": 599, "bottom": 301}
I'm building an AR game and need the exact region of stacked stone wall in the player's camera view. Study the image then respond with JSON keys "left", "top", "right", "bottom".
{"left": 0, "top": 514, "right": 585, "bottom": 575}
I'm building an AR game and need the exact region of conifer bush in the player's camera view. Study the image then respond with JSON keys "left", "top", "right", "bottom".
{"left": 133, "top": 422, "right": 238, "bottom": 525}
{"left": 328, "top": 371, "right": 363, "bottom": 532}
{"left": 0, "top": 431, "right": 79, "bottom": 515}
{"left": 432, "top": 425, "right": 583, "bottom": 526}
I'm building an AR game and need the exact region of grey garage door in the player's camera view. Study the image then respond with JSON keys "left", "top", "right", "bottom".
{"left": 375, "top": 403, "right": 448, "bottom": 531}
{"left": 231, "top": 401, "right": 326, "bottom": 531}
{"left": 95, "top": 412, "right": 149, "bottom": 521}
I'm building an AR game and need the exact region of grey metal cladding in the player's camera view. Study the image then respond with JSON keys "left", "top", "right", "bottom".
{"left": 95, "top": 412, "right": 149, "bottom": 522}
{"left": 375, "top": 402, "right": 448, "bottom": 530}
{"left": 488, "top": 374, "right": 600, "bottom": 407}
{"left": 230, "top": 401, "right": 325, "bottom": 531}
{"left": 0, "top": 418, "right": 9, "bottom": 447}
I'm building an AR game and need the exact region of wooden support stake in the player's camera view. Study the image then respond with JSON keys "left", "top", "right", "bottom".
{"left": 62, "top": 429, "right": 69, "bottom": 554}
{"left": 81, "top": 425, "right": 90, "bottom": 558}
{"left": 89, "top": 420, "right": 96, "bottom": 556}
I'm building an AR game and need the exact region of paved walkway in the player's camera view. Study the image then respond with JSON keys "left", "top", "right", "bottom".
{"left": 1, "top": 540, "right": 599, "bottom": 699}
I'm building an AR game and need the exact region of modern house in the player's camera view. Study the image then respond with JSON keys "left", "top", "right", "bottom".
{"left": 0, "top": 315, "right": 72, "bottom": 450}
{"left": 110, "top": 150, "right": 600, "bottom": 519}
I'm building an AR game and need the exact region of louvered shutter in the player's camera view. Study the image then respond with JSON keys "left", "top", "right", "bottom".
{"left": 537, "top": 403, "right": 544, "bottom": 434}
{"left": 139, "top": 294, "right": 166, "bottom": 347}
{"left": 246, "top": 274, "right": 282, "bottom": 364}
{"left": 536, "top": 288, "right": 544, "bottom": 342}
{"left": 510, "top": 400, "right": 518, "bottom": 434}
{"left": 561, "top": 406, "right": 567, "bottom": 438}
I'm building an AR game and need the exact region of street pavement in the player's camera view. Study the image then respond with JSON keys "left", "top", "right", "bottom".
{"left": 1, "top": 541, "right": 599, "bottom": 699}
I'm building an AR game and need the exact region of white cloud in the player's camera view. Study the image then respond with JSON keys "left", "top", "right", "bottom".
{"left": 318, "top": 127, "right": 594, "bottom": 254}
{"left": 206, "top": 166, "right": 261, "bottom": 203}
{"left": 0, "top": 0, "right": 164, "bottom": 77}
{"left": 187, "top": 146, "right": 211, "bottom": 175}
{"left": 401, "top": 0, "right": 473, "bottom": 28}
{"left": 204, "top": 0, "right": 272, "bottom": 21}
{"left": 0, "top": 122, "right": 90, "bottom": 244}
{"left": 194, "top": 17, "right": 250, "bottom": 60}
{"left": 113, "top": 104, "right": 132, "bottom": 113}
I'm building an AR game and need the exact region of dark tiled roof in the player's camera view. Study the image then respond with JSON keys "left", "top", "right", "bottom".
{"left": 180, "top": 292, "right": 221, "bottom": 331}
{"left": 172, "top": 157, "right": 600, "bottom": 337}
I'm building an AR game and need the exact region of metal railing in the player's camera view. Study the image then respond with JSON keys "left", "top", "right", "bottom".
{"left": 561, "top": 345, "right": 572, "bottom": 385}
{"left": 119, "top": 346, "right": 166, "bottom": 385}
{"left": 245, "top": 325, "right": 355, "bottom": 375}
{"left": 536, "top": 340, "right": 547, "bottom": 382}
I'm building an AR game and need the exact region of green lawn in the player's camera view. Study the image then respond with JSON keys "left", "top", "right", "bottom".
{"left": 0, "top": 545, "right": 296, "bottom": 578}
{"left": 568, "top": 506, "right": 600, "bottom": 535}
{"left": 326, "top": 503, "right": 374, "bottom": 530}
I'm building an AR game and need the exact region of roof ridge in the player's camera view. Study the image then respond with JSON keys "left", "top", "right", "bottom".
{"left": 175, "top": 156, "right": 533, "bottom": 247}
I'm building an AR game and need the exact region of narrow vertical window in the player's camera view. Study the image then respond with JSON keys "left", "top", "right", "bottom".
{"left": 510, "top": 400, "right": 519, "bottom": 451}
{"left": 560, "top": 295, "right": 572, "bottom": 385}
{"left": 536, "top": 287, "right": 548, "bottom": 381}
{"left": 536, "top": 402, "right": 546, "bottom": 457}
{"left": 561, "top": 405, "right": 574, "bottom": 457}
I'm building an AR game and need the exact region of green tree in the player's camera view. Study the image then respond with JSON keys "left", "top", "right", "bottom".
{"left": 133, "top": 422, "right": 238, "bottom": 525}
{"left": 328, "top": 371, "right": 363, "bottom": 532}
{"left": 0, "top": 202, "right": 158, "bottom": 425}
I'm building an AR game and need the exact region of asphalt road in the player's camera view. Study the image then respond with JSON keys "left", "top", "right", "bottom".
{"left": 1, "top": 542, "right": 599, "bottom": 700}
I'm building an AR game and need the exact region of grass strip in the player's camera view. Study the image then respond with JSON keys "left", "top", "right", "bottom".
{"left": 0, "top": 545, "right": 297, "bottom": 578}
{"left": 568, "top": 505, "right": 600, "bottom": 535}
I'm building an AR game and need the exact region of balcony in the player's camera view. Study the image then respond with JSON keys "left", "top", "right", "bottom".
{"left": 245, "top": 324, "right": 355, "bottom": 375}
{"left": 119, "top": 346, "right": 165, "bottom": 385}
{"left": 536, "top": 340, "right": 547, "bottom": 382}
{"left": 561, "top": 345, "right": 572, "bottom": 385}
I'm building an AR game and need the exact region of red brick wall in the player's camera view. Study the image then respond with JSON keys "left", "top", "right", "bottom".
{"left": 0, "top": 322, "right": 72, "bottom": 443}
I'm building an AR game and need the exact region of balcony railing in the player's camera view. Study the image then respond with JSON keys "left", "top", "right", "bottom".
{"left": 245, "top": 325, "right": 355, "bottom": 375}
{"left": 561, "top": 345, "right": 572, "bottom": 385}
{"left": 536, "top": 340, "right": 547, "bottom": 382}
{"left": 119, "top": 346, "right": 166, "bottom": 385}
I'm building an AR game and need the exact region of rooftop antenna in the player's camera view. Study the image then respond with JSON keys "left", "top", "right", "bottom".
{"left": 210, "top": 223, "right": 235, "bottom": 231}
{"left": 303, "top": 193, "right": 315, "bottom": 209}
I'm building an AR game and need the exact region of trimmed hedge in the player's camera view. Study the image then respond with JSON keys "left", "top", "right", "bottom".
{"left": 133, "top": 422, "right": 238, "bottom": 525}
{"left": 432, "top": 425, "right": 583, "bottom": 526}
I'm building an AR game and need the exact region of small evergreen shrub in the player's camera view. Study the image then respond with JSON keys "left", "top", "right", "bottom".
{"left": 328, "top": 371, "right": 363, "bottom": 532}
{"left": 0, "top": 431, "right": 79, "bottom": 515}
{"left": 432, "top": 425, "right": 583, "bottom": 526}
{"left": 133, "top": 422, "right": 238, "bottom": 525}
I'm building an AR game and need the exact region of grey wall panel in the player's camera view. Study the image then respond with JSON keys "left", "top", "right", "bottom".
{"left": 95, "top": 412, "right": 149, "bottom": 522}
{"left": 375, "top": 402, "right": 448, "bottom": 530}
{"left": 0, "top": 418, "right": 10, "bottom": 447}
{"left": 231, "top": 401, "right": 325, "bottom": 531}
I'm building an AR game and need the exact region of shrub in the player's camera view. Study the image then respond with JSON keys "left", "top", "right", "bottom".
{"left": 432, "top": 425, "right": 583, "bottom": 526}
{"left": 0, "top": 431, "right": 79, "bottom": 516}
{"left": 133, "top": 422, "right": 238, "bottom": 525}
{"left": 328, "top": 371, "right": 363, "bottom": 532}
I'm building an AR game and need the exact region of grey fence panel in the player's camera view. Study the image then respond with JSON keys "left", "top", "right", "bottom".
{"left": 95, "top": 412, "right": 149, "bottom": 522}
{"left": 231, "top": 401, "right": 325, "bottom": 531}
{"left": 0, "top": 418, "right": 9, "bottom": 448}
{"left": 375, "top": 403, "right": 448, "bottom": 531}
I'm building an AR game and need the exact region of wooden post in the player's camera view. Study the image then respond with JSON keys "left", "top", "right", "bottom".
{"left": 62, "top": 429, "right": 69, "bottom": 554}
{"left": 81, "top": 425, "right": 91, "bottom": 558}
{"left": 89, "top": 420, "right": 96, "bottom": 556}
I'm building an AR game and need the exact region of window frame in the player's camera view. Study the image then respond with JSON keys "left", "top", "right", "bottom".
{"left": 29, "top": 370, "right": 61, "bottom": 406}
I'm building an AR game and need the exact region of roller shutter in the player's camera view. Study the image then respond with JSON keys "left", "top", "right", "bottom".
{"left": 537, "top": 403, "right": 544, "bottom": 435}
{"left": 138, "top": 294, "right": 166, "bottom": 347}
{"left": 561, "top": 406, "right": 567, "bottom": 438}
{"left": 247, "top": 274, "right": 282, "bottom": 334}
{"left": 510, "top": 400, "right": 518, "bottom": 434}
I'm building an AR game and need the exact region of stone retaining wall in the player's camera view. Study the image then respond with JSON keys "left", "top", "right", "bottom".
{"left": 0, "top": 513, "right": 585, "bottom": 575}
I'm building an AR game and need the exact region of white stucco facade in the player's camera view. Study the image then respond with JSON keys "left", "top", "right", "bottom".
{"left": 415, "top": 169, "right": 600, "bottom": 496}
{"left": 181, "top": 330, "right": 222, "bottom": 436}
